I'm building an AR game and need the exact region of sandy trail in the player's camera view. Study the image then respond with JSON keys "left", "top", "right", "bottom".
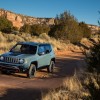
{"left": 0, "top": 51, "right": 86, "bottom": 100}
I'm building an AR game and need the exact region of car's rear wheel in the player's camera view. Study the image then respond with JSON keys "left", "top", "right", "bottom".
{"left": 47, "top": 61, "right": 55, "bottom": 73}
{"left": 27, "top": 64, "right": 36, "bottom": 78}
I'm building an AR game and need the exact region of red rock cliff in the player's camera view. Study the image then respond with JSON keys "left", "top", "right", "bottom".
{"left": 0, "top": 9, "right": 55, "bottom": 29}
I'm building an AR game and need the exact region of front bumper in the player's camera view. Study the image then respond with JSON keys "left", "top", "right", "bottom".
{"left": 0, "top": 63, "right": 27, "bottom": 73}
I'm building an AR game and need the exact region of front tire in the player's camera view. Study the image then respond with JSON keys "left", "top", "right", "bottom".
{"left": 47, "top": 61, "right": 55, "bottom": 73}
{"left": 27, "top": 64, "right": 36, "bottom": 78}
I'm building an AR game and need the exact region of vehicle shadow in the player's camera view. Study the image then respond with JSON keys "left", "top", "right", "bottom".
{"left": 0, "top": 87, "right": 46, "bottom": 100}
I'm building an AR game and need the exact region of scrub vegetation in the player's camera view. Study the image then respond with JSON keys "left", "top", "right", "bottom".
{"left": 0, "top": 10, "right": 100, "bottom": 100}
{"left": 43, "top": 40, "right": 100, "bottom": 100}
{"left": 43, "top": 17, "right": 100, "bottom": 99}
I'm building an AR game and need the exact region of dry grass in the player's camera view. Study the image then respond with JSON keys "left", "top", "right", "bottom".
{"left": 80, "top": 38, "right": 94, "bottom": 48}
{"left": 84, "top": 73, "right": 100, "bottom": 90}
{"left": 0, "top": 32, "right": 100, "bottom": 99}
{"left": 43, "top": 71, "right": 100, "bottom": 100}
{"left": 0, "top": 32, "right": 81, "bottom": 54}
{"left": 43, "top": 74, "right": 90, "bottom": 100}
{"left": 0, "top": 32, "right": 67, "bottom": 53}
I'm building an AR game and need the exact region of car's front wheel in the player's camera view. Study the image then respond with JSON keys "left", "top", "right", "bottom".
{"left": 27, "top": 64, "right": 36, "bottom": 78}
{"left": 47, "top": 61, "right": 55, "bottom": 73}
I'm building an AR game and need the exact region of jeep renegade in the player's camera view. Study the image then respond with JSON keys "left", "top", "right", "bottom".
{"left": 0, "top": 42, "right": 55, "bottom": 78}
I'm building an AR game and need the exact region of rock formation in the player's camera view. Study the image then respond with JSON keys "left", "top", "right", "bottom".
{"left": 0, "top": 9, "right": 99, "bottom": 33}
{"left": 0, "top": 9, "right": 55, "bottom": 29}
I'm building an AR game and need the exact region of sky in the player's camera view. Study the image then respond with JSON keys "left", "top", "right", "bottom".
{"left": 0, "top": 0, "right": 100, "bottom": 25}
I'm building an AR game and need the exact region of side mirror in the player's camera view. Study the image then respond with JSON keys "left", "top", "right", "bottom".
{"left": 46, "top": 50, "right": 49, "bottom": 54}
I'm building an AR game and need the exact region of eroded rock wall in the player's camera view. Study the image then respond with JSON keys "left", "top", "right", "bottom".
{"left": 0, "top": 9, "right": 55, "bottom": 29}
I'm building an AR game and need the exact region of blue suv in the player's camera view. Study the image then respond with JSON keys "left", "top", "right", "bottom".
{"left": 0, "top": 42, "right": 55, "bottom": 78}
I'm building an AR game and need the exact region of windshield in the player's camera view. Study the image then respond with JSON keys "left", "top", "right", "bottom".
{"left": 10, "top": 44, "right": 37, "bottom": 54}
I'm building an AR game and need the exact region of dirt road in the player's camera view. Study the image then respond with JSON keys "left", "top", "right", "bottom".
{"left": 0, "top": 52, "right": 86, "bottom": 100}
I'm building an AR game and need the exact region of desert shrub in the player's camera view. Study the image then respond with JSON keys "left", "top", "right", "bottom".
{"left": 83, "top": 73, "right": 100, "bottom": 100}
{"left": 3, "top": 34, "right": 25, "bottom": 42}
{"left": 20, "top": 24, "right": 50, "bottom": 36}
{"left": 85, "top": 41, "right": 100, "bottom": 99}
{"left": 49, "top": 11, "right": 83, "bottom": 43}
{"left": 0, "top": 16, "right": 13, "bottom": 33}
{"left": 12, "top": 26, "right": 19, "bottom": 31}
{"left": 79, "top": 22, "right": 91, "bottom": 38}
{"left": 0, "top": 32, "right": 6, "bottom": 42}
{"left": 39, "top": 33, "right": 50, "bottom": 41}
{"left": 31, "top": 24, "right": 50, "bottom": 36}
{"left": 11, "top": 27, "right": 19, "bottom": 35}
{"left": 86, "top": 42, "right": 100, "bottom": 73}
{"left": 20, "top": 24, "right": 31, "bottom": 33}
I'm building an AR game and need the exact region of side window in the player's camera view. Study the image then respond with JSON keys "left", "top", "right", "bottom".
{"left": 45, "top": 45, "right": 52, "bottom": 53}
{"left": 11, "top": 44, "right": 22, "bottom": 52}
{"left": 38, "top": 46, "right": 45, "bottom": 54}
{"left": 29, "top": 46, "right": 37, "bottom": 54}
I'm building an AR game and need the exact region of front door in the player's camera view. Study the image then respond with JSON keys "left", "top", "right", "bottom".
{"left": 37, "top": 45, "right": 48, "bottom": 68}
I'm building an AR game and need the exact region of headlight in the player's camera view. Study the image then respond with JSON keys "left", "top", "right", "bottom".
{"left": 0, "top": 56, "right": 4, "bottom": 61}
{"left": 19, "top": 59, "right": 25, "bottom": 64}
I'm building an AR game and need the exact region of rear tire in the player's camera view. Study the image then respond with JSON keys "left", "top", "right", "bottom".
{"left": 27, "top": 64, "right": 36, "bottom": 78}
{"left": 47, "top": 61, "right": 55, "bottom": 73}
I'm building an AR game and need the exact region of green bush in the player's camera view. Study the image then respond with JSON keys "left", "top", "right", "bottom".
{"left": 12, "top": 26, "right": 19, "bottom": 31}
{"left": 20, "top": 24, "right": 50, "bottom": 36}
{"left": 0, "top": 16, "right": 13, "bottom": 33}
{"left": 20, "top": 24, "right": 31, "bottom": 33}
{"left": 85, "top": 41, "right": 100, "bottom": 99}
{"left": 79, "top": 22, "right": 91, "bottom": 38}
{"left": 86, "top": 42, "right": 100, "bottom": 73}
{"left": 49, "top": 11, "right": 83, "bottom": 43}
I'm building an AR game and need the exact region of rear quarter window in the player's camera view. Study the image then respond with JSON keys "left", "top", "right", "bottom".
{"left": 45, "top": 45, "right": 52, "bottom": 52}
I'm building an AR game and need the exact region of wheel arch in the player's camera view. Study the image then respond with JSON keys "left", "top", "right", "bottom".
{"left": 31, "top": 61, "right": 38, "bottom": 70}
{"left": 51, "top": 58, "right": 55, "bottom": 63}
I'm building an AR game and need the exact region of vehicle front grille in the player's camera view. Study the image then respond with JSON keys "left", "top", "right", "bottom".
{"left": 3, "top": 57, "right": 19, "bottom": 64}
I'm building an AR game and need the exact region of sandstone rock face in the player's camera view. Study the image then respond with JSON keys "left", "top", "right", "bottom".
{"left": 87, "top": 24, "right": 100, "bottom": 34}
{"left": 1, "top": 9, "right": 99, "bottom": 33}
{"left": 6, "top": 12, "right": 23, "bottom": 28}
{"left": 0, "top": 9, "right": 55, "bottom": 29}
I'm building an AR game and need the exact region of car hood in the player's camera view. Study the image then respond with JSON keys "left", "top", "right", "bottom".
{"left": 1, "top": 52, "right": 35, "bottom": 59}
